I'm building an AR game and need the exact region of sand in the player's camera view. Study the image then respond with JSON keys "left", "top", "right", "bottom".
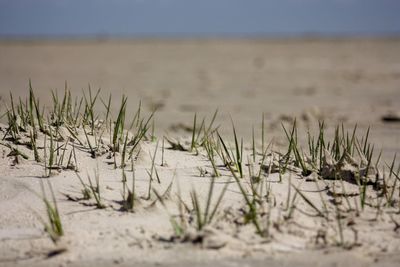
{"left": 0, "top": 120, "right": 399, "bottom": 266}
{"left": 0, "top": 38, "right": 400, "bottom": 266}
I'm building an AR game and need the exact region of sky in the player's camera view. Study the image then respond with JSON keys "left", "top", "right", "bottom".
{"left": 0, "top": 0, "right": 399, "bottom": 37}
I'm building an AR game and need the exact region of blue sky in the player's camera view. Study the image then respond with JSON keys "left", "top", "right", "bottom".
{"left": 0, "top": 0, "right": 399, "bottom": 37}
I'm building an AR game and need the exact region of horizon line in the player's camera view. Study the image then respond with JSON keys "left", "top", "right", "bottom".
{"left": 1, "top": 30, "right": 400, "bottom": 41}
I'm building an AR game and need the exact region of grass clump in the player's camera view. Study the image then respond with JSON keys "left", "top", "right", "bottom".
{"left": 190, "top": 175, "right": 230, "bottom": 231}
{"left": 1, "top": 83, "right": 155, "bottom": 176}
{"left": 38, "top": 180, "right": 64, "bottom": 244}
{"left": 75, "top": 169, "right": 106, "bottom": 209}
{"left": 189, "top": 109, "right": 219, "bottom": 153}
{"left": 121, "top": 159, "right": 137, "bottom": 212}
{"left": 217, "top": 121, "right": 243, "bottom": 178}
{"left": 155, "top": 175, "right": 230, "bottom": 240}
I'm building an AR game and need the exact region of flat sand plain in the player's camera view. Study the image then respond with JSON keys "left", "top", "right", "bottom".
{"left": 1, "top": 38, "right": 399, "bottom": 158}
{"left": 0, "top": 38, "right": 400, "bottom": 266}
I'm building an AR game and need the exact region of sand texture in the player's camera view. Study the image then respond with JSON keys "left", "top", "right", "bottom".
{"left": 0, "top": 38, "right": 400, "bottom": 266}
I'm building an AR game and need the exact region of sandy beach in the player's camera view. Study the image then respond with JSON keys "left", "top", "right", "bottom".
{"left": 0, "top": 38, "right": 400, "bottom": 266}
{"left": 1, "top": 38, "right": 400, "bottom": 157}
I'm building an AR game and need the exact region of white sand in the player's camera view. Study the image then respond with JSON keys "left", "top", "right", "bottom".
{"left": 0, "top": 120, "right": 399, "bottom": 266}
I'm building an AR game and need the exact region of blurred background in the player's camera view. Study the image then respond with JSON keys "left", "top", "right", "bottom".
{"left": 0, "top": 0, "right": 399, "bottom": 159}
{"left": 1, "top": 0, "right": 400, "bottom": 37}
